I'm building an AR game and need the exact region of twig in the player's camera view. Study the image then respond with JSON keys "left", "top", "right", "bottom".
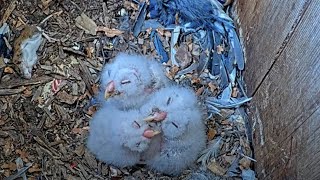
{"left": 38, "top": 11, "right": 63, "bottom": 26}
{"left": 0, "top": 1, "right": 17, "bottom": 25}
{"left": 41, "top": 31, "right": 59, "bottom": 43}
{"left": 70, "top": 0, "right": 82, "bottom": 11}
{"left": 3, "top": 36, "right": 12, "bottom": 50}
{"left": 17, "top": 17, "right": 27, "bottom": 25}
{"left": 63, "top": 47, "right": 86, "bottom": 56}
{"left": 240, "top": 153, "right": 257, "bottom": 162}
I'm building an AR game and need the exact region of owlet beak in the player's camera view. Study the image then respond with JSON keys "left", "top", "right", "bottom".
{"left": 105, "top": 81, "right": 115, "bottom": 99}
{"left": 143, "top": 129, "right": 161, "bottom": 139}
{"left": 144, "top": 111, "right": 167, "bottom": 122}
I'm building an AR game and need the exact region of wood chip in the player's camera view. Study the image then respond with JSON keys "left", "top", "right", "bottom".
{"left": 84, "top": 150, "right": 98, "bottom": 169}
{"left": 62, "top": 47, "right": 86, "bottom": 56}
{"left": 0, "top": 87, "right": 26, "bottom": 96}
{"left": 75, "top": 145, "right": 85, "bottom": 156}
{"left": 56, "top": 91, "right": 78, "bottom": 105}
{"left": 0, "top": 75, "right": 52, "bottom": 89}
{"left": 239, "top": 158, "right": 251, "bottom": 170}
{"left": 207, "top": 161, "right": 227, "bottom": 176}
{"left": 75, "top": 13, "right": 97, "bottom": 35}
{"left": 96, "top": 27, "right": 124, "bottom": 37}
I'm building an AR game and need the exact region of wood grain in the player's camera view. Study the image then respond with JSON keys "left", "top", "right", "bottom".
{"left": 296, "top": 109, "right": 320, "bottom": 179}
{"left": 247, "top": 1, "right": 320, "bottom": 178}
{"left": 235, "top": 0, "right": 309, "bottom": 95}
{"left": 264, "top": 108, "right": 320, "bottom": 179}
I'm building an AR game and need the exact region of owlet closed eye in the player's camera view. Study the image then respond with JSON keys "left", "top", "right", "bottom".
{"left": 121, "top": 80, "right": 131, "bottom": 84}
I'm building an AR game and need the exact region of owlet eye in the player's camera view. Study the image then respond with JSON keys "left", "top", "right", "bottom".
{"left": 132, "top": 121, "right": 141, "bottom": 128}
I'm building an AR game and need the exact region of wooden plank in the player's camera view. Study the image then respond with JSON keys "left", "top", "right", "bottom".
{"left": 249, "top": 1, "right": 320, "bottom": 178}
{"left": 235, "top": 0, "right": 309, "bottom": 95}
{"left": 266, "top": 108, "right": 320, "bottom": 179}
{"left": 296, "top": 108, "right": 320, "bottom": 179}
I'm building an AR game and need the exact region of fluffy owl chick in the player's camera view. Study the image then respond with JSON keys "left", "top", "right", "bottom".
{"left": 87, "top": 102, "right": 161, "bottom": 167}
{"left": 141, "top": 86, "right": 207, "bottom": 175}
{"left": 99, "top": 53, "right": 171, "bottom": 109}
{"left": 148, "top": 59, "right": 171, "bottom": 90}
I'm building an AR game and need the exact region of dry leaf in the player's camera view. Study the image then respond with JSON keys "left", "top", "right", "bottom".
{"left": 40, "top": 0, "right": 52, "bottom": 10}
{"left": 175, "top": 43, "right": 192, "bottom": 69}
{"left": 208, "top": 82, "right": 218, "bottom": 93}
{"left": 4, "top": 141, "right": 13, "bottom": 156}
{"left": 96, "top": 27, "right": 124, "bottom": 37}
{"left": 1, "top": 162, "right": 17, "bottom": 170}
{"left": 71, "top": 128, "right": 83, "bottom": 134}
{"left": 16, "top": 149, "right": 29, "bottom": 162}
{"left": 4, "top": 67, "right": 14, "bottom": 73}
{"left": 4, "top": 170, "right": 10, "bottom": 177}
{"left": 207, "top": 128, "right": 217, "bottom": 141}
{"left": 91, "top": 84, "right": 99, "bottom": 95}
{"left": 166, "top": 65, "right": 180, "bottom": 80}
{"left": 28, "top": 164, "right": 42, "bottom": 173}
{"left": 86, "top": 46, "right": 95, "bottom": 58}
{"left": 191, "top": 77, "right": 201, "bottom": 84}
{"left": 87, "top": 106, "right": 97, "bottom": 116}
{"left": 196, "top": 86, "right": 205, "bottom": 96}
{"left": 170, "top": 65, "right": 179, "bottom": 76}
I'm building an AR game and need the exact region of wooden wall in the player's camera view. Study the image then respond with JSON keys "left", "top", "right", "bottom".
{"left": 235, "top": 0, "right": 320, "bottom": 179}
